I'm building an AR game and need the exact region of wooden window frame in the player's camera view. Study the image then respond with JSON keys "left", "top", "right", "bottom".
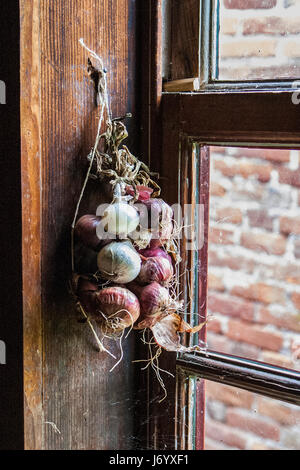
{"left": 142, "top": 0, "right": 300, "bottom": 451}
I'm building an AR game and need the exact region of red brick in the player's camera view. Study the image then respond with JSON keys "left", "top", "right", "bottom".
{"left": 294, "top": 240, "right": 300, "bottom": 259}
{"left": 206, "top": 382, "right": 254, "bottom": 409}
{"left": 258, "top": 307, "right": 300, "bottom": 333}
{"left": 230, "top": 182, "right": 264, "bottom": 201}
{"left": 235, "top": 148, "right": 290, "bottom": 163}
{"left": 251, "top": 443, "right": 279, "bottom": 450}
{"left": 210, "top": 146, "right": 227, "bottom": 154}
{"left": 279, "top": 167, "right": 300, "bottom": 188}
{"left": 280, "top": 216, "right": 300, "bottom": 236}
{"left": 208, "top": 273, "right": 225, "bottom": 292}
{"left": 208, "top": 292, "right": 255, "bottom": 321}
{"left": 205, "top": 419, "right": 247, "bottom": 450}
{"left": 243, "top": 17, "right": 300, "bottom": 35}
{"left": 214, "top": 159, "right": 271, "bottom": 182}
{"left": 227, "top": 318, "right": 283, "bottom": 351}
{"left": 291, "top": 291, "right": 300, "bottom": 310}
{"left": 224, "top": 0, "right": 276, "bottom": 9}
{"left": 226, "top": 408, "right": 280, "bottom": 441}
{"left": 261, "top": 350, "right": 294, "bottom": 369}
{"left": 210, "top": 182, "right": 226, "bottom": 197}
{"left": 291, "top": 339, "right": 300, "bottom": 360}
{"left": 207, "top": 331, "right": 260, "bottom": 359}
{"left": 231, "top": 342, "right": 260, "bottom": 360}
{"left": 273, "top": 263, "right": 300, "bottom": 285}
{"left": 248, "top": 209, "right": 273, "bottom": 231}
{"left": 241, "top": 232, "right": 286, "bottom": 255}
{"left": 257, "top": 397, "right": 300, "bottom": 426}
{"left": 204, "top": 438, "right": 232, "bottom": 450}
{"left": 209, "top": 227, "right": 234, "bottom": 245}
{"left": 221, "top": 17, "right": 239, "bottom": 35}
{"left": 221, "top": 39, "right": 276, "bottom": 58}
{"left": 215, "top": 207, "right": 242, "bottom": 225}
{"left": 207, "top": 318, "right": 222, "bottom": 334}
{"left": 206, "top": 332, "right": 233, "bottom": 354}
{"left": 208, "top": 249, "right": 256, "bottom": 273}
{"left": 231, "top": 283, "right": 285, "bottom": 305}
{"left": 284, "top": 40, "right": 300, "bottom": 58}
{"left": 219, "top": 64, "right": 300, "bottom": 81}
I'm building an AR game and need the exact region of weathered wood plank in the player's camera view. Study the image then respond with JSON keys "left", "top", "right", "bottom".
{"left": 20, "top": 0, "right": 43, "bottom": 450}
{"left": 21, "top": 0, "right": 139, "bottom": 450}
{"left": 170, "top": 0, "right": 200, "bottom": 81}
{"left": 0, "top": 0, "right": 23, "bottom": 450}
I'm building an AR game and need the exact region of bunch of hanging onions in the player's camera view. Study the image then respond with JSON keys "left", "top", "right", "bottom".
{"left": 74, "top": 183, "right": 176, "bottom": 342}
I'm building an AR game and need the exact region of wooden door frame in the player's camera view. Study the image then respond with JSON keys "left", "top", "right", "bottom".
{"left": 0, "top": 0, "right": 23, "bottom": 451}
{"left": 142, "top": 1, "right": 300, "bottom": 450}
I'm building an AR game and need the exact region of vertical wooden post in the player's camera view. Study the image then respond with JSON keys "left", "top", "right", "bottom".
{"left": 20, "top": 0, "right": 139, "bottom": 450}
{"left": 0, "top": 0, "right": 23, "bottom": 451}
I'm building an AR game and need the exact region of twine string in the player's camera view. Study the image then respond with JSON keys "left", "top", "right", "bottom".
{"left": 71, "top": 39, "right": 112, "bottom": 272}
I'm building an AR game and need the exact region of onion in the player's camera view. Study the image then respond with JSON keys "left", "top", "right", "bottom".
{"left": 137, "top": 282, "right": 169, "bottom": 316}
{"left": 77, "top": 283, "right": 140, "bottom": 334}
{"left": 129, "top": 281, "right": 175, "bottom": 330}
{"left": 125, "top": 185, "right": 153, "bottom": 201}
{"left": 97, "top": 241, "right": 141, "bottom": 284}
{"left": 75, "top": 215, "right": 103, "bottom": 250}
{"left": 100, "top": 201, "right": 139, "bottom": 236}
{"left": 92, "top": 286, "right": 140, "bottom": 333}
{"left": 151, "top": 313, "right": 205, "bottom": 353}
{"left": 139, "top": 247, "right": 172, "bottom": 261}
{"left": 137, "top": 256, "right": 173, "bottom": 286}
{"left": 134, "top": 198, "right": 173, "bottom": 248}
{"left": 129, "top": 226, "right": 152, "bottom": 250}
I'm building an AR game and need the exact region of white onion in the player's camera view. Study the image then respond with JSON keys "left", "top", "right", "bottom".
{"left": 102, "top": 202, "right": 139, "bottom": 236}
{"left": 97, "top": 241, "right": 141, "bottom": 283}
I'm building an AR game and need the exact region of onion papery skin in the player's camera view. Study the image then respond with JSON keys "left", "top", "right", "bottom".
{"left": 137, "top": 256, "right": 173, "bottom": 286}
{"left": 134, "top": 198, "right": 173, "bottom": 248}
{"left": 97, "top": 241, "right": 141, "bottom": 284}
{"left": 93, "top": 286, "right": 140, "bottom": 333}
{"left": 75, "top": 215, "right": 104, "bottom": 251}
{"left": 102, "top": 202, "right": 139, "bottom": 236}
{"left": 129, "top": 281, "right": 170, "bottom": 318}
{"left": 125, "top": 185, "right": 153, "bottom": 201}
{"left": 139, "top": 247, "right": 172, "bottom": 262}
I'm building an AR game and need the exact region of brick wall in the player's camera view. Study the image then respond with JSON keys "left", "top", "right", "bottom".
{"left": 206, "top": 146, "right": 300, "bottom": 449}
{"left": 205, "top": 0, "right": 300, "bottom": 450}
{"left": 219, "top": 0, "right": 300, "bottom": 79}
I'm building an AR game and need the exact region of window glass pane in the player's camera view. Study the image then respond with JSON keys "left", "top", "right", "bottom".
{"left": 207, "top": 146, "right": 300, "bottom": 371}
{"left": 218, "top": 0, "right": 300, "bottom": 80}
{"left": 203, "top": 379, "right": 300, "bottom": 450}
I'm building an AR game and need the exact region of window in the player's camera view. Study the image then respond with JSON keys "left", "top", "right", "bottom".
{"left": 143, "top": 0, "right": 300, "bottom": 450}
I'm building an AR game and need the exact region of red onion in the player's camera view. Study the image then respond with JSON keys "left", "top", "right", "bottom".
{"left": 78, "top": 284, "right": 140, "bottom": 334}
{"left": 137, "top": 256, "right": 173, "bottom": 286}
{"left": 126, "top": 185, "right": 153, "bottom": 201}
{"left": 134, "top": 198, "right": 173, "bottom": 248}
{"left": 139, "top": 247, "right": 172, "bottom": 261}
{"left": 75, "top": 215, "right": 113, "bottom": 251}
{"left": 75, "top": 215, "right": 102, "bottom": 250}
{"left": 129, "top": 281, "right": 176, "bottom": 329}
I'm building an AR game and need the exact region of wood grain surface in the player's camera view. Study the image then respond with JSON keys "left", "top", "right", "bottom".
{"left": 170, "top": 0, "right": 200, "bottom": 81}
{"left": 21, "top": 0, "right": 139, "bottom": 450}
{"left": 0, "top": 0, "right": 23, "bottom": 450}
